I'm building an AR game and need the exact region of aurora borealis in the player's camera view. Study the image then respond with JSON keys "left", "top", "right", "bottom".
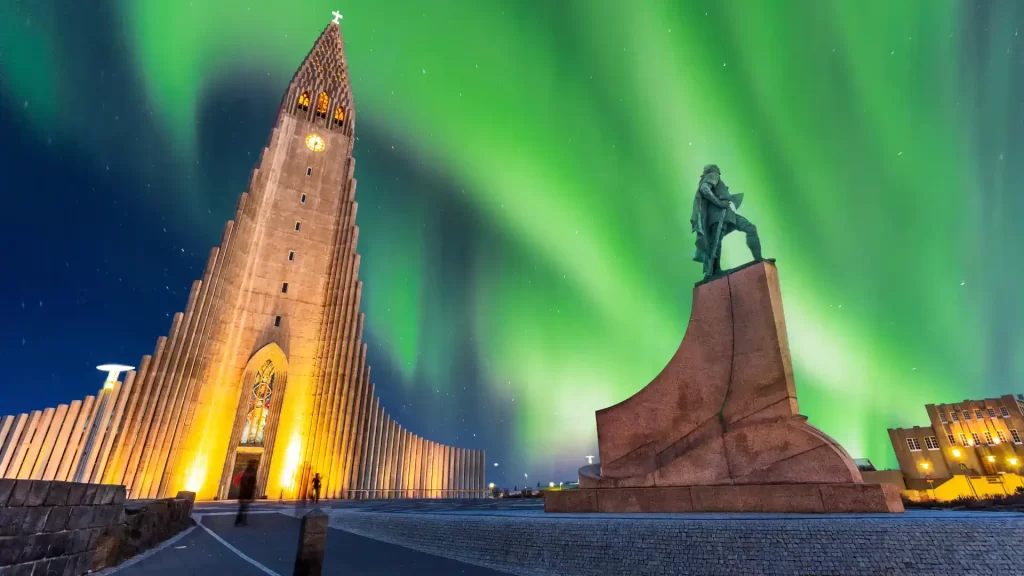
{"left": 2, "top": 0, "right": 1023, "bottom": 487}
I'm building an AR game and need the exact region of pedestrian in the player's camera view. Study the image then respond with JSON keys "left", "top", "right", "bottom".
{"left": 235, "top": 461, "right": 257, "bottom": 526}
{"left": 312, "top": 472, "right": 322, "bottom": 504}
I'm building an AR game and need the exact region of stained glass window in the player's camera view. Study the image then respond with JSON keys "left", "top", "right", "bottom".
{"left": 297, "top": 91, "right": 311, "bottom": 111}
{"left": 316, "top": 92, "right": 330, "bottom": 118}
{"left": 240, "top": 359, "right": 275, "bottom": 445}
{"left": 333, "top": 106, "right": 345, "bottom": 126}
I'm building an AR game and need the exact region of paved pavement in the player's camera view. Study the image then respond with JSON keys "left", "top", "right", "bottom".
{"left": 110, "top": 502, "right": 512, "bottom": 575}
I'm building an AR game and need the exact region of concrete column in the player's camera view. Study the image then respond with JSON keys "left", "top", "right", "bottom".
{"left": 442, "top": 445, "right": 451, "bottom": 498}
{"left": 367, "top": 404, "right": 383, "bottom": 498}
{"left": 18, "top": 407, "right": 55, "bottom": 479}
{"left": 0, "top": 413, "right": 29, "bottom": 477}
{"left": 8, "top": 411, "right": 42, "bottom": 480}
{"left": 123, "top": 333, "right": 174, "bottom": 492}
{"left": 417, "top": 437, "right": 426, "bottom": 498}
{"left": 102, "top": 354, "right": 152, "bottom": 485}
{"left": 341, "top": 344, "right": 368, "bottom": 497}
{"left": 32, "top": 404, "right": 68, "bottom": 479}
{"left": 75, "top": 385, "right": 117, "bottom": 483}
{"left": 56, "top": 396, "right": 94, "bottom": 481}
{"left": 356, "top": 392, "right": 377, "bottom": 499}
{"left": 92, "top": 371, "right": 137, "bottom": 484}
{"left": 0, "top": 416, "right": 15, "bottom": 464}
{"left": 385, "top": 419, "right": 398, "bottom": 498}
{"left": 43, "top": 400, "right": 81, "bottom": 480}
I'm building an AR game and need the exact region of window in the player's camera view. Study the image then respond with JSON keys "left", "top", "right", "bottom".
{"left": 947, "top": 434, "right": 956, "bottom": 445}
{"left": 984, "top": 431, "right": 994, "bottom": 445}
{"left": 300, "top": 194, "right": 307, "bottom": 204}
{"left": 1011, "top": 429, "right": 1022, "bottom": 444}
{"left": 1001, "top": 406, "right": 1010, "bottom": 418}
{"left": 997, "top": 430, "right": 1007, "bottom": 444}
{"left": 924, "top": 436, "right": 939, "bottom": 450}
{"left": 987, "top": 408, "right": 996, "bottom": 418}
{"left": 333, "top": 106, "right": 345, "bottom": 126}
{"left": 938, "top": 412, "right": 948, "bottom": 424}
{"left": 963, "top": 411, "right": 972, "bottom": 421}
{"left": 960, "top": 433, "right": 969, "bottom": 446}
{"left": 240, "top": 359, "right": 275, "bottom": 445}
{"left": 306, "top": 167, "right": 313, "bottom": 176}
{"left": 975, "top": 409, "right": 984, "bottom": 419}
{"left": 1017, "top": 398, "right": 1024, "bottom": 415}
{"left": 295, "top": 221, "right": 301, "bottom": 231}
{"left": 288, "top": 251, "right": 295, "bottom": 262}
{"left": 906, "top": 437, "right": 921, "bottom": 451}
{"left": 274, "top": 315, "right": 281, "bottom": 327}
{"left": 972, "top": 433, "right": 982, "bottom": 446}
{"left": 297, "top": 91, "right": 311, "bottom": 112}
{"left": 951, "top": 411, "right": 960, "bottom": 422}
{"left": 315, "top": 92, "right": 330, "bottom": 118}
{"left": 281, "top": 283, "right": 289, "bottom": 294}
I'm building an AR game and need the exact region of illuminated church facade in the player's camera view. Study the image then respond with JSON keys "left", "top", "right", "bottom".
{"left": 0, "top": 18, "right": 487, "bottom": 501}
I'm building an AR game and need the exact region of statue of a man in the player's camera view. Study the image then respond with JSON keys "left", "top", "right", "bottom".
{"left": 690, "top": 164, "right": 763, "bottom": 278}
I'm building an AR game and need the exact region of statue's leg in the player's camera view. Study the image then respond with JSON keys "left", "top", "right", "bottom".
{"left": 735, "top": 216, "right": 762, "bottom": 261}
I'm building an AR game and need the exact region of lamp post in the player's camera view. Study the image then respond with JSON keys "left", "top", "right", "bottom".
{"left": 952, "top": 448, "right": 979, "bottom": 499}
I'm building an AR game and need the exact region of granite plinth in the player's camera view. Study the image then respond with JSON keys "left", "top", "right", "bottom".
{"left": 563, "top": 262, "right": 902, "bottom": 514}
{"left": 545, "top": 482, "right": 904, "bottom": 513}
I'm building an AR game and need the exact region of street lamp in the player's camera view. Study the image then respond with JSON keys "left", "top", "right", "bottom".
{"left": 97, "top": 364, "right": 134, "bottom": 390}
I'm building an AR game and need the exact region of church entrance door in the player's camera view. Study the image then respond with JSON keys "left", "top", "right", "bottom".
{"left": 227, "top": 451, "right": 262, "bottom": 500}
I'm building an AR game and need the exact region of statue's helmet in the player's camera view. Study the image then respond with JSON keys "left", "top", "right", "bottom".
{"left": 702, "top": 164, "right": 721, "bottom": 175}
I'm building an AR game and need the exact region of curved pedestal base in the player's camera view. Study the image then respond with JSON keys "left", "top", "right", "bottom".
{"left": 545, "top": 483, "right": 904, "bottom": 513}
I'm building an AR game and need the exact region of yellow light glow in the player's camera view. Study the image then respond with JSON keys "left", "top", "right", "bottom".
{"left": 305, "top": 133, "right": 326, "bottom": 152}
{"left": 549, "top": 481, "right": 555, "bottom": 488}
{"left": 919, "top": 462, "right": 930, "bottom": 471}
{"left": 1009, "top": 458, "right": 1020, "bottom": 466}
{"left": 183, "top": 453, "right": 208, "bottom": 494}
{"left": 279, "top": 434, "right": 303, "bottom": 496}
{"left": 952, "top": 448, "right": 962, "bottom": 458}
{"left": 488, "top": 482, "right": 495, "bottom": 489}
{"left": 987, "top": 455, "right": 996, "bottom": 463}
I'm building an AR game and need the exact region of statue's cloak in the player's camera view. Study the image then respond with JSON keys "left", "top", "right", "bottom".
{"left": 691, "top": 177, "right": 741, "bottom": 264}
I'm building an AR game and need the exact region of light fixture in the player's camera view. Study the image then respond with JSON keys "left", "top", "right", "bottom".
{"left": 1009, "top": 458, "right": 1019, "bottom": 466}
{"left": 549, "top": 482, "right": 555, "bottom": 488}
{"left": 919, "top": 462, "right": 930, "bottom": 471}
{"left": 488, "top": 482, "right": 495, "bottom": 489}
{"left": 987, "top": 455, "right": 996, "bottom": 463}
{"left": 97, "top": 364, "right": 134, "bottom": 390}
{"left": 952, "top": 448, "right": 962, "bottom": 458}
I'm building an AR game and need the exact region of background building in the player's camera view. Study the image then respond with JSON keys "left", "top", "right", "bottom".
{"left": 887, "top": 394, "right": 1024, "bottom": 500}
{"left": 0, "top": 18, "right": 485, "bottom": 501}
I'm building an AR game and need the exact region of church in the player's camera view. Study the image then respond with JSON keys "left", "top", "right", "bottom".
{"left": 0, "top": 16, "right": 486, "bottom": 501}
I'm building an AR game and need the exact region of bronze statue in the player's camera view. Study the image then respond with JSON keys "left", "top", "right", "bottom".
{"left": 690, "top": 164, "right": 763, "bottom": 279}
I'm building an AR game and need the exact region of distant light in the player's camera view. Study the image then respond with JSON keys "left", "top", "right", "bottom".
{"left": 493, "top": 463, "right": 498, "bottom": 467}
{"left": 919, "top": 462, "right": 930, "bottom": 471}
{"left": 1010, "top": 458, "right": 1019, "bottom": 466}
{"left": 488, "top": 482, "right": 495, "bottom": 489}
{"left": 549, "top": 482, "right": 555, "bottom": 488}
{"left": 987, "top": 455, "right": 996, "bottom": 463}
{"left": 586, "top": 455, "right": 595, "bottom": 465}
{"left": 952, "top": 449, "right": 962, "bottom": 458}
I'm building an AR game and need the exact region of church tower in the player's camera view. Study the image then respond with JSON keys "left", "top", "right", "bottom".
{"left": 0, "top": 16, "right": 486, "bottom": 502}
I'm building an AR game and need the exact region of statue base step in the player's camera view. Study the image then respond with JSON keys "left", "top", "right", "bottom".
{"left": 544, "top": 483, "right": 904, "bottom": 514}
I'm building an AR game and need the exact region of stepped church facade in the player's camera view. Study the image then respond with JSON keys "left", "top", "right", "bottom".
{"left": 0, "top": 18, "right": 486, "bottom": 501}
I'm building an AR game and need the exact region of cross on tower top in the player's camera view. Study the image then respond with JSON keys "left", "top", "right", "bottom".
{"left": 331, "top": 11, "right": 343, "bottom": 24}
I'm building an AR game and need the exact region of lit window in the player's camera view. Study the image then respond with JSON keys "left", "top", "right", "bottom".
{"left": 924, "top": 436, "right": 939, "bottom": 450}
{"left": 282, "top": 283, "right": 288, "bottom": 294}
{"left": 1000, "top": 406, "right": 1010, "bottom": 418}
{"left": 960, "top": 433, "right": 969, "bottom": 446}
{"left": 987, "top": 408, "right": 996, "bottom": 419}
{"left": 963, "top": 411, "right": 972, "bottom": 421}
{"left": 947, "top": 434, "right": 956, "bottom": 445}
{"left": 938, "top": 412, "right": 948, "bottom": 424}
{"left": 1011, "top": 429, "right": 1022, "bottom": 444}
{"left": 906, "top": 437, "right": 921, "bottom": 451}
{"left": 297, "top": 91, "right": 311, "bottom": 111}
{"left": 984, "top": 431, "right": 994, "bottom": 445}
{"left": 333, "top": 106, "right": 345, "bottom": 126}
{"left": 307, "top": 167, "right": 312, "bottom": 176}
{"left": 315, "top": 92, "right": 330, "bottom": 118}
{"left": 951, "top": 411, "right": 960, "bottom": 422}
{"left": 972, "top": 433, "right": 982, "bottom": 446}
{"left": 975, "top": 409, "right": 984, "bottom": 419}
{"left": 240, "top": 359, "right": 275, "bottom": 445}
{"left": 301, "top": 194, "right": 307, "bottom": 204}
{"left": 997, "top": 430, "right": 1007, "bottom": 443}
{"left": 288, "top": 251, "right": 295, "bottom": 262}
{"left": 274, "top": 315, "right": 281, "bottom": 327}
{"left": 295, "top": 221, "right": 301, "bottom": 231}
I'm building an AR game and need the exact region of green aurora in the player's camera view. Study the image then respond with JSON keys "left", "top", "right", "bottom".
{"left": 3, "top": 0, "right": 1022, "bottom": 483}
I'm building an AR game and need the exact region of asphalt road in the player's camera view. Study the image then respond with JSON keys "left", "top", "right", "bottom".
{"left": 111, "top": 504, "right": 514, "bottom": 576}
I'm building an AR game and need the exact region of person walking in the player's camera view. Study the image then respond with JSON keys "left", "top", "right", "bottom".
{"left": 311, "top": 472, "right": 322, "bottom": 504}
{"left": 235, "top": 461, "right": 258, "bottom": 526}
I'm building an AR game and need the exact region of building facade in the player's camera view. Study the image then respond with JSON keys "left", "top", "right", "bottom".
{"left": 888, "top": 394, "right": 1024, "bottom": 499}
{"left": 0, "top": 19, "right": 486, "bottom": 501}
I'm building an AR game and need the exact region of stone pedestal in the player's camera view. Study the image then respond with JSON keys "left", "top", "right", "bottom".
{"left": 294, "top": 508, "right": 327, "bottom": 576}
{"left": 545, "top": 261, "right": 903, "bottom": 514}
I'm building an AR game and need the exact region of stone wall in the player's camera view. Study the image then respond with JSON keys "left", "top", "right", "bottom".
{"left": 0, "top": 479, "right": 126, "bottom": 576}
{"left": 112, "top": 491, "right": 196, "bottom": 563}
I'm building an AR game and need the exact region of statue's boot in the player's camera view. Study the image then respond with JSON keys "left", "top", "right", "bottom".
{"left": 747, "top": 235, "right": 763, "bottom": 261}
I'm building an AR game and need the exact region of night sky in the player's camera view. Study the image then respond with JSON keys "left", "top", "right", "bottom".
{"left": 2, "top": 0, "right": 1023, "bottom": 488}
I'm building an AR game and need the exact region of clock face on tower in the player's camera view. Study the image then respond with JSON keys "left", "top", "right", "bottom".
{"left": 305, "top": 133, "right": 326, "bottom": 152}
